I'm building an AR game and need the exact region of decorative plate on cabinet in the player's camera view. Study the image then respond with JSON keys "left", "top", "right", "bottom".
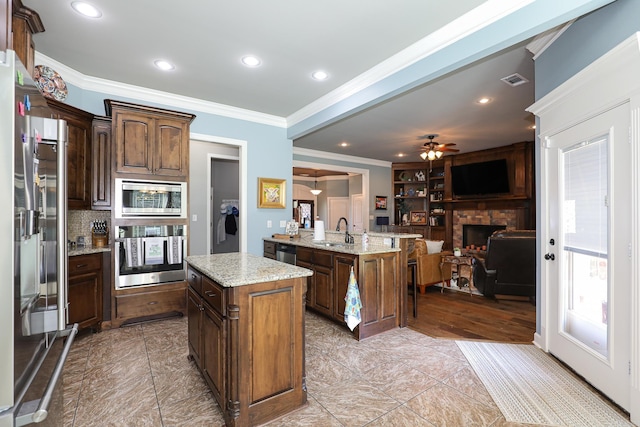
{"left": 33, "top": 65, "right": 68, "bottom": 101}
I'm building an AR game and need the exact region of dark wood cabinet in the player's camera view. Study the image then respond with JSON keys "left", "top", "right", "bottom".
{"left": 11, "top": 0, "right": 44, "bottom": 76}
{"left": 187, "top": 287, "right": 202, "bottom": 367}
{"left": 263, "top": 241, "right": 276, "bottom": 260}
{"left": 68, "top": 253, "right": 103, "bottom": 331}
{"left": 297, "top": 246, "right": 334, "bottom": 316}
{"left": 187, "top": 262, "right": 306, "bottom": 426}
{"left": 47, "top": 100, "right": 93, "bottom": 210}
{"left": 105, "top": 100, "right": 195, "bottom": 180}
{"left": 188, "top": 270, "right": 226, "bottom": 409}
{"left": 112, "top": 281, "right": 187, "bottom": 327}
{"left": 296, "top": 245, "right": 398, "bottom": 340}
{"left": 91, "top": 116, "right": 111, "bottom": 209}
{"left": 201, "top": 299, "right": 225, "bottom": 403}
{"left": 392, "top": 143, "right": 535, "bottom": 249}
{"left": 333, "top": 253, "right": 357, "bottom": 323}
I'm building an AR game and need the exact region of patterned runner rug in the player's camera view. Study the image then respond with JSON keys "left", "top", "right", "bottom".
{"left": 457, "top": 341, "right": 633, "bottom": 426}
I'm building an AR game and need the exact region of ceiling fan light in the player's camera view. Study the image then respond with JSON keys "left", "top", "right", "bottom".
{"left": 427, "top": 150, "right": 436, "bottom": 160}
{"left": 420, "top": 151, "right": 428, "bottom": 161}
{"left": 435, "top": 150, "right": 443, "bottom": 159}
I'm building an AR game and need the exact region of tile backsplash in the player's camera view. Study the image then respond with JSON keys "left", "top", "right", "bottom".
{"left": 68, "top": 210, "right": 111, "bottom": 246}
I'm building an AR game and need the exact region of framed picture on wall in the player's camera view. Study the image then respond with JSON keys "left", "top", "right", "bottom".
{"left": 258, "top": 177, "right": 286, "bottom": 208}
{"left": 375, "top": 196, "right": 387, "bottom": 210}
{"left": 410, "top": 210, "right": 427, "bottom": 225}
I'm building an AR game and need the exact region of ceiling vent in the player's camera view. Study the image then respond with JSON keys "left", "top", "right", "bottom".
{"left": 501, "top": 73, "right": 529, "bottom": 87}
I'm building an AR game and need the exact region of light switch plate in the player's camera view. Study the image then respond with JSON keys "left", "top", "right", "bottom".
{"left": 280, "top": 220, "right": 287, "bottom": 228}
{"left": 267, "top": 220, "right": 272, "bottom": 228}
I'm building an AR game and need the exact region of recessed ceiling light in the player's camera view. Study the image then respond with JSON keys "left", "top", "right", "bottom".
{"left": 311, "top": 70, "right": 328, "bottom": 81}
{"left": 477, "top": 97, "right": 492, "bottom": 104}
{"left": 154, "top": 60, "right": 175, "bottom": 71}
{"left": 339, "top": 142, "right": 349, "bottom": 147}
{"left": 241, "top": 56, "right": 261, "bottom": 67}
{"left": 397, "top": 153, "right": 406, "bottom": 158}
{"left": 71, "top": 1, "right": 102, "bottom": 18}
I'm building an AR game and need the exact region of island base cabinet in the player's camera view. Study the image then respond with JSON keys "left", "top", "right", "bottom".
{"left": 202, "top": 303, "right": 225, "bottom": 407}
{"left": 356, "top": 253, "right": 399, "bottom": 340}
{"left": 187, "top": 264, "right": 307, "bottom": 427}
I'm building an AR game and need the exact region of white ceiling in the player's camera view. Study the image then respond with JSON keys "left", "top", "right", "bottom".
{"left": 23, "top": 1, "right": 571, "bottom": 163}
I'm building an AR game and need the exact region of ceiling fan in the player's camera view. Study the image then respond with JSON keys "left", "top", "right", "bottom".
{"left": 418, "top": 134, "right": 459, "bottom": 160}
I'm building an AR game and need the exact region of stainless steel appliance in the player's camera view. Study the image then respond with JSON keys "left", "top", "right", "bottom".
{"left": 0, "top": 50, "right": 78, "bottom": 427}
{"left": 114, "top": 224, "right": 187, "bottom": 289}
{"left": 114, "top": 178, "right": 187, "bottom": 218}
{"left": 276, "top": 243, "right": 296, "bottom": 265}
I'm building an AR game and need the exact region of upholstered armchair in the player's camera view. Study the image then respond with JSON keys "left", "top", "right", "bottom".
{"left": 408, "top": 239, "right": 452, "bottom": 293}
{"left": 473, "top": 230, "right": 536, "bottom": 299}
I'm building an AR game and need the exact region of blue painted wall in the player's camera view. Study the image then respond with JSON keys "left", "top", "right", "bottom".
{"left": 536, "top": 0, "right": 640, "bottom": 99}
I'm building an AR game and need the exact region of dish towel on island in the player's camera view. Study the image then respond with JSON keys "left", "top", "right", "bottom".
{"left": 125, "top": 237, "right": 144, "bottom": 268}
{"left": 167, "top": 236, "right": 183, "bottom": 265}
{"left": 344, "top": 266, "right": 362, "bottom": 331}
{"left": 143, "top": 237, "right": 165, "bottom": 265}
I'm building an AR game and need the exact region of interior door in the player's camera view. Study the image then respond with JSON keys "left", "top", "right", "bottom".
{"left": 544, "top": 103, "right": 630, "bottom": 410}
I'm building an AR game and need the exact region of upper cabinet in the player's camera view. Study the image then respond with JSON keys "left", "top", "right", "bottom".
{"left": 105, "top": 100, "right": 196, "bottom": 180}
{"left": 11, "top": 0, "right": 44, "bottom": 76}
{"left": 47, "top": 99, "right": 93, "bottom": 210}
{"left": 91, "top": 116, "right": 112, "bottom": 210}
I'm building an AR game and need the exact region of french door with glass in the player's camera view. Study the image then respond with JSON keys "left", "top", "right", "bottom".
{"left": 544, "top": 103, "right": 630, "bottom": 410}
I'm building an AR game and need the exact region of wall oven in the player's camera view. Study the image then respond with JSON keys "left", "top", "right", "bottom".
{"left": 115, "top": 224, "right": 186, "bottom": 289}
{"left": 115, "top": 178, "right": 187, "bottom": 218}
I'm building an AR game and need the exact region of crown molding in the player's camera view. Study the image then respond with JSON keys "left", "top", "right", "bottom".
{"left": 526, "top": 20, "right": 574, "bottom": 60}
{"left": 34, "top": 52, "right": 287, "bottom": 128}
{"left": 293, "top": 147, "right": 391, "bottom": 168}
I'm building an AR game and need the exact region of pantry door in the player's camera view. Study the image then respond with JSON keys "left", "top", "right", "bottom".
{"left": 544, "top": 103, "right": 630, "bottom": 410}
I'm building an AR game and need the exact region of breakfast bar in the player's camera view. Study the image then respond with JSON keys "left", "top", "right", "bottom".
{"left": 185, "top": 253, "right": 312, "bottom": 427}
{"left": 264, "top": 229, "right": 419, "bottom": 340}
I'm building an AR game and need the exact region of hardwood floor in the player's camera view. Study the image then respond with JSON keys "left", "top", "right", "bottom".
{"left": 407, "top": 285, "right": 536, "bottom": 343}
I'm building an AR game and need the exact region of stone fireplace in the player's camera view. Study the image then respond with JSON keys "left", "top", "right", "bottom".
{"left": 453, "top": 209, "right": 518, "bottom": 249}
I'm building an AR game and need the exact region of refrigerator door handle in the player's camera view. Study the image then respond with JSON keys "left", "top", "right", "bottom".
{"left": 14, "top": 324, "right": 78, "bottom": 427}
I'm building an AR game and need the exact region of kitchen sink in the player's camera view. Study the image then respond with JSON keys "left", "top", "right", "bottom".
{"left": 313, "top": 241, "right": 344, "bottom": 248}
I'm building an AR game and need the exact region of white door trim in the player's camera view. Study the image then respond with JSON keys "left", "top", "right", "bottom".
{"left": 191, "top": 132, "right": 247, "bottom": 255}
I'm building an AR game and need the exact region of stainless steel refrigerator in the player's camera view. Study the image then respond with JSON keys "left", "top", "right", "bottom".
{"left": 0, "top": 50, "right": 78, "bottom": 427}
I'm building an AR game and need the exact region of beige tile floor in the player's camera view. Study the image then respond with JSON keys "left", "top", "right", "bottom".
{"left": 63, "top": 311, "right": 624, "bottom": 427}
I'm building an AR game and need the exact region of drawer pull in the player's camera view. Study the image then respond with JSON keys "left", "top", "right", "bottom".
{"left": 204, "top": 291, "right": 216, "bottom": 298}
{"left": 148, "top": 301, "right": 158, "bottom": 305}
{"left": 75, "top": 264, "right": 88, "bottom": 268}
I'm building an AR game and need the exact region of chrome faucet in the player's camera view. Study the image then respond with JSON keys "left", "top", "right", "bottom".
{"left": 335, "top": 217, "right": 354, "bottom": 244}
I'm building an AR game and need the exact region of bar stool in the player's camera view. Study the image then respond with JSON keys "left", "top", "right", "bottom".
{"left": 408, "top": 258, "right": 418, "bottom": 317}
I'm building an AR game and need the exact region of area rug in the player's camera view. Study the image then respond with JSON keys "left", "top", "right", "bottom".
{"left": 456, "top": 341, "right": 633, "bottom": 426}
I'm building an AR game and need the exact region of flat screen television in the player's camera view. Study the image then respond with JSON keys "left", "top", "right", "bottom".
{"left": 451, "top": 159, "right": 510, "bottom": 197}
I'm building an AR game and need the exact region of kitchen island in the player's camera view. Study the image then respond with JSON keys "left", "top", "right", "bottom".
{"left": 264, "top": 230, "right": 419, "bottom": 340}
{"left": 185, "top": 253, "right": 312, "bottom": 427}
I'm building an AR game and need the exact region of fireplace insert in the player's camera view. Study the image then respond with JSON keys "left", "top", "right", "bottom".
{"left": 462, "top": 224, "right": 506, "bottom": 248}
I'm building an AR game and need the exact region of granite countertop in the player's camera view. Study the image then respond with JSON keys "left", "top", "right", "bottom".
{"left": 68, "top": 245, "right": 112, "bottom": 257}
{"left": 263, "top": 233, "right": 402, "bottom": 255}
{"left": 186, "top": 253, "right": 313, "bottom": 288}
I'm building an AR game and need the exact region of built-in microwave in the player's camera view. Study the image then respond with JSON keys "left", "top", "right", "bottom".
{"left": 115, "top": 178, "right": 187, "bottom": 218}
